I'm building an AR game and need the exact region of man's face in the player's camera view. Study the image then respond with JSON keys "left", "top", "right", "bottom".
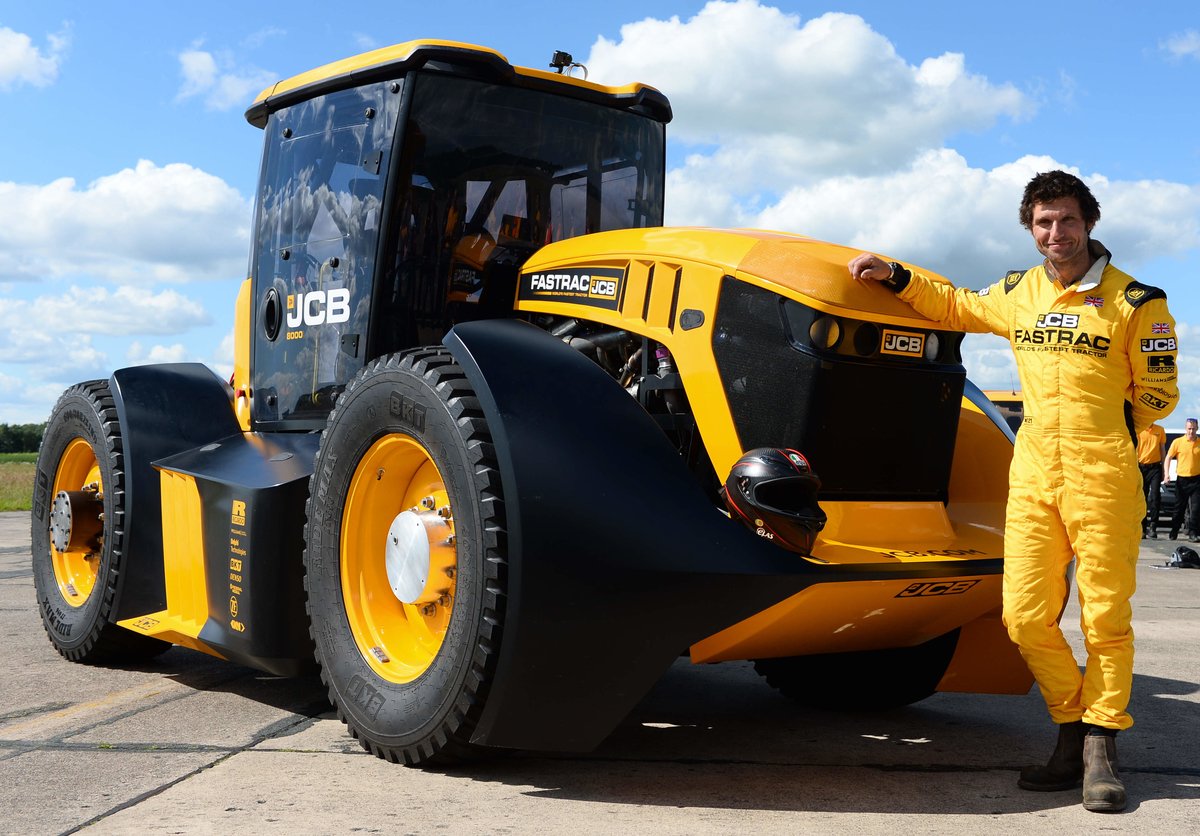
{"left": 1187, "top": 422, "right": 1198, "bottom": 439}
{"left": 1029, "top": 197, "right": 1092, "bottom": 267}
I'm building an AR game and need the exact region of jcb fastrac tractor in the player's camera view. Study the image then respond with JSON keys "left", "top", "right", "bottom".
{"left": 33, "top": 40, "right": 1032, "bottom": 765}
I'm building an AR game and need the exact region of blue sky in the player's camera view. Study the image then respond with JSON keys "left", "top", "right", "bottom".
{"left": 1, "top": 1, "right": 1198, "bottom": 424}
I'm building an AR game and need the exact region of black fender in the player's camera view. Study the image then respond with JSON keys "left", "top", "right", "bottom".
{"left": 963, "top": 378, "right": 1017, "bottom": 443}
{"left": 443, "top": 319, "right": 1002, "bottom": 752}
{"left": 108, "top": 364, "right": 243, "bottom": 619}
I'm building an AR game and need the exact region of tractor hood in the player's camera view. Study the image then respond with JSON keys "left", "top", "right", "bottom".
{"left": 521, "top": 227, "right": 953, "bottom": 328}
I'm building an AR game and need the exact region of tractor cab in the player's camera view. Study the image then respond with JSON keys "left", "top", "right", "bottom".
{"left": 241, "top": 42, "right": 668, "bottom": 430}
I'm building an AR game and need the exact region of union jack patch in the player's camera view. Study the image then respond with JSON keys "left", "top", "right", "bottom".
{"left": 1084, "top": 295, "right": 1104, "bottom": 308}
{"left": 1152, "top": 322, "right": 1171, "bottom": 334}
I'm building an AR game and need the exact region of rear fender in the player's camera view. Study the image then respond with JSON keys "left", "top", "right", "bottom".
{"left": 108, "top": 364, "right": 242, "bottom": 619}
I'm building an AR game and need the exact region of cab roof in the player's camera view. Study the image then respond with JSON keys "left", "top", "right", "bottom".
{"left": 245, "top": 39, "right": 672, "bottom": 128}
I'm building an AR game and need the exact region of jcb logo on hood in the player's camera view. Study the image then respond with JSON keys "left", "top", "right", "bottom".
{"left": 1035, "top": 312, "right": 1078, "bottom": 329}
{"left": 880, "top": 329, "right": 925, "bottom": 357}
{"left": 1141, "top": 337, "right": 1177, "bottom": 352}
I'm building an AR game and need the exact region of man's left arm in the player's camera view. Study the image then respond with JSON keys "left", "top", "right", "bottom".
{"left": 1126, "top": 294, "right": 1179, "bottom": 432}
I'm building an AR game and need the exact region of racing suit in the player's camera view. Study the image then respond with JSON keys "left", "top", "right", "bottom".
{"left": 888, "top": 240, "right": 1178, "bottom": 730}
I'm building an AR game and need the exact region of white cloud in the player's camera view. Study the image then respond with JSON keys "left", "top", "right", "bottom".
{"left": 125, "top": 341, "right": 193, "bottom": 365}
{"left": 353, "top": 34, "right": 380, "bottom": 52}
{"left": 588, "top": 1, "right": 1030, "bottom": 203}
{"left": 0, "top": 160, "right": 249, "bottom": 285}
{"left": 1161, "top": 30, "right": 1200, "bottom": 60}
{"left": 241, "top": 27, "right": 286, "bottom": 50}
{"left": 0, "top": 370, "right": 74, "bottom": 424}
{"left": 961, "top": 333, "right": 1019, "bottom": 391}
{"left": 176, "top": 44, "right": 276, "bottom": 111}
{"left": 752, "top": 151, "right": 1200, "bottom": 287}
{"left": 0, "top": 285, "right": 209, "bottom": 365}
{"left": 0, "top": 24, "right": 70, "bottom": 91}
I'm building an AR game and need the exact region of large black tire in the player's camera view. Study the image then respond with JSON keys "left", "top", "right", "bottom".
{"left": 31, "top": 381, "right": 169, "bottom": 663}
{"left": 304, "top": 349, "right": 507, "bottom": 766}
{"left": 754, "top": 628, "right": 960, "bottom": 710}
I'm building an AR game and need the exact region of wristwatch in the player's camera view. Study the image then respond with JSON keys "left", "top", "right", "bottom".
{"left": 882, "top": 261, "right": 912, "bottom": 292}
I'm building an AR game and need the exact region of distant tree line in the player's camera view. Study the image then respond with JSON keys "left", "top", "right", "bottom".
{"left": 0, "top": 424, "right": 45, "bottom": 453}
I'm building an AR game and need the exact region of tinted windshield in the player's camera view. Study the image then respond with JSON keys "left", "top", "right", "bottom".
{"left": 371, "top": 71, "right": 666, "bottom": 350}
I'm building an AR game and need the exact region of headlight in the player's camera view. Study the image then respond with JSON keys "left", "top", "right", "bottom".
{"left": 923, "top": 332, "right": 940, "bottom": 361}
{"left": 808, "top": 316, "right": 842, "bottom": 350}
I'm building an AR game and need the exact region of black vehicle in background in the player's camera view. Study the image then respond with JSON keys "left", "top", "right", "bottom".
{"left": 1156, "top": 431, "right": 1183, "bottom": 530}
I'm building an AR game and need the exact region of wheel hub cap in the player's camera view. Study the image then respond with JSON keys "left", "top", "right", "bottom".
{"left": 386, "top": 510, "right": 441, "bottom": 604}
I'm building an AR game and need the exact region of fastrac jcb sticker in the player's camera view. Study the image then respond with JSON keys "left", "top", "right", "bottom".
{"left": 880, "top": 329, "right": 925, "bottom": 358}
{"left": 896, "top": 579, "right": 980, "bottom": 598}
{"left": 518, "top": 267, "right": 625, "bottom": 311}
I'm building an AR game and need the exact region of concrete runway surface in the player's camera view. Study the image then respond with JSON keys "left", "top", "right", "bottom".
{"left": 1, "top": 510, "right": 1197, "bottom": 834}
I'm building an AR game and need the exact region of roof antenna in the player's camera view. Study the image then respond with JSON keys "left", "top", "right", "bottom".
{"left": 549, "top": 50, "right": 588, "bottom": 79}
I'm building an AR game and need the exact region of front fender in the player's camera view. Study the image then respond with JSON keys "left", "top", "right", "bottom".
{"left": 444, "top": 319, "right": 983, "bottom": 752}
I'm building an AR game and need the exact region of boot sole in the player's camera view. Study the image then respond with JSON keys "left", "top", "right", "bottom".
{"left": 1083, "top": 798, "right": 1127, "bottom": 812}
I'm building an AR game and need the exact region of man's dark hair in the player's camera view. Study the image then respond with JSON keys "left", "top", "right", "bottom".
{"left": 1018, "top": 170, "right": 1101, "bottom": 230}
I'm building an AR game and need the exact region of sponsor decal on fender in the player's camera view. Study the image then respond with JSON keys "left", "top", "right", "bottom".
{"left": 896, "top": 579, "right": 981, "bottom": 598}
{"left": 518, "top": 266, "right": 625, "bottom": 311}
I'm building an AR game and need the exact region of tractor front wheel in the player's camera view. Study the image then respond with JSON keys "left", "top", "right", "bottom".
{"left": 304, "top": 349, "right": 507, "bottom": 766}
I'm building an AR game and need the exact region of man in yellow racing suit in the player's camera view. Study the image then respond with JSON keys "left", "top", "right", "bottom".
{"left": 849, "top": 171, "right": 1178, "bottom": 814}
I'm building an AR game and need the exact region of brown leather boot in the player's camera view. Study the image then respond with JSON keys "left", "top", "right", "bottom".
{"left": 1082, "top": 732, "right": 1127, "bottom": 812}
{"left": 1018, "top": 720, "right": 1085, "bottom": 790}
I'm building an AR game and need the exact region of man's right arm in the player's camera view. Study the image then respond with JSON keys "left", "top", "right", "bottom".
{"left": 848, "top": 253, "right": 1012, "bottom": 337}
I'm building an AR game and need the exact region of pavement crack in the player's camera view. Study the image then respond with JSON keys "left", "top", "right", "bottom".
{"left": 0, "top": 701, "right": 71, "bottom": 722}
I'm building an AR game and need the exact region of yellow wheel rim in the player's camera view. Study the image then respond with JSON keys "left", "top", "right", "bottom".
{"left": 50, "top": 438, "right": 104, "bottom": 608}
{"left": 341, "top": 434, "right": 458, "bottom": 683}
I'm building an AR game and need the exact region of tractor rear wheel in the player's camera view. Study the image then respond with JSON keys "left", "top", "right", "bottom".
{"left": 31, "top": 381, "right": 169, "bottom": 662}
{"left": 753, "top": 629, "right": 960, "bottom": 710}
{"left": 304, "top": 349, "right": 507, "bottom": 766}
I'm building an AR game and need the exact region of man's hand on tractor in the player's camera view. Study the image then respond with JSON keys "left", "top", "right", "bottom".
{"left": 847, "top": 253, "right": 893, "bottom": 282}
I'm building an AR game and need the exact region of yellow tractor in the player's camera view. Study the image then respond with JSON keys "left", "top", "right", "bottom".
{"left": 33, "top": 40, "right": 1030, "bottom": 766}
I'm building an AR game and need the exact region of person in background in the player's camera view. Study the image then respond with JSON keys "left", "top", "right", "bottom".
{"left": 848, "top": 170, "right": 1178, "bottom": 813}
{"left": 1137, "top": 422, "right": 1167, "bottom": 538}
{"left": 1164, "top": 418, "right": 1200, "bottom": 542}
